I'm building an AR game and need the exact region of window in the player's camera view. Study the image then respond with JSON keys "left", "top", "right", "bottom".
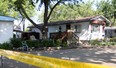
{"left": 114, "top": 30, "right": 116, "bottom": 33}
{"left": 66, "top": 24, "right": 71, "bottom": 30}
{"left": 105, "top": 30, "right": 107, "bottom": 34}
{"left": 75, "top": 25, "right": 81, "bottom": 32}
{"left": 59, "top": 26, "right": 62, "bottom": 32}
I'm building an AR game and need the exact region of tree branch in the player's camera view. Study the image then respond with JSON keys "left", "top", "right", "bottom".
{"left": 19, "top": 6, "right": 42, "bottom": 31}
{"left": 47, "top": 0, "right": 62, "bottom": 21}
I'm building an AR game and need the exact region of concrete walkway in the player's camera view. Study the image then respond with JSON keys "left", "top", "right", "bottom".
{"left": 1, "top": 48, "right": 116, "bottom": 68}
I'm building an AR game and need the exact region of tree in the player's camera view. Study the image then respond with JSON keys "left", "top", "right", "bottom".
{"left": 49, "top": 0, "right": 99, "bottom": 22}
{"left": 97, "top": 0, "right": 116, "bottom": 26}
{"left": 0, "top": 0, "right": 34, "bottom": 18}
{"left": 0, "top": 0, "right": 18, "bottom": 17}
{"left": 111, "top": 0, "right": 116, "bottom": 26}
{"left": 9, "top": 0, "right": 82, "bottom": 39}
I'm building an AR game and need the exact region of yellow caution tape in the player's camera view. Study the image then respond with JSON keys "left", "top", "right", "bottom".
{"left": 0, "top": 49, "right": 112, "bottom": 68}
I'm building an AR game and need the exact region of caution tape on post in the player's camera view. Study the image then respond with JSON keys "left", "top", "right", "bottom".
{"left": 0, "top": 49, "right": 112, "bottom": 68}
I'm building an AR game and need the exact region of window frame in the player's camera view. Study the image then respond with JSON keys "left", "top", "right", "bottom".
{"left": 74, "top": 24, "right": 81, "bottom": 33}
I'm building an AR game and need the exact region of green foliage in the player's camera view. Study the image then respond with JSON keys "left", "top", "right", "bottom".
{"left": 10, "top": 38, "right": 66, "bottom": 48}
{"left": 61, "top": 41, "right": 67, "bottom": 47}
{"left": 39, "top": 39, "right": 67, "bottom": 47}
{"left": 90, "top": 39, "right": 100, "bottom": 45}
{"left": 0, "top": 0, "right": 35, "bottom": 18}
{"left": 90, "top": 38, "right": 116, "bottom": 46}
{"left": 100, "top": 42, "right": 116, "bottom": 46}
{"left": 48, "top": 1, "right": 99, "bottom": 22}
{"left": 0, "top": 42, "right": 13, "bottom": 50}
{"left": 55, "top": 39, "right": 62, "bottom": 47}
{"left": 10, "top": 38, "right": 22, "bottom": 48}
{"left": 97, "top": 0, "right": 116, "bottom": 26}
{"left": 54, "top": 39, "right": 67, "bottom": 47}
{"left": 110, "top": 37, "right": 116, "bottom": 42}
{"left": 26, "top": 40, "right": 40, "bottom": 47}
{"left": 40, "top": 39, "right": 55, "bottom": 47}
{"left": 0, "top": 0, "right": 18, "bottom": 17}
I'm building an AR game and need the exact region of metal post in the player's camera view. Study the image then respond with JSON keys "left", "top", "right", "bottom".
{"left": 0, "top": 55, "right": 3, "bottom": 67}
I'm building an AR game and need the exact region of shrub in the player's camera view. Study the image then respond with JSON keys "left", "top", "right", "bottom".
{"left": 47, "top": 39, "right": 55, "bottom": 47}
{"left": 61, "top": 41, "right": 67, "bottom": 47}
{"left": 10, "top": 38, "right": 22, "bottom": 48}
{"left": 54, "top": 39, "right": 62, "bottom": 47}
{"left": 110, "top": 42, "right": 116, "bottom": 45}
{"left": 26, "top": 40, "right": 40, "bottom": 47}
{"left": 54, "top": 39, "right": 67, "bottom": 47}
{"left": 89, "top": 39, "right": 100, "bottom": 45}
{"left": 110, "top": 37, "right": 116, "bottom": 42}
{"left": 0, "top": 42, "right": 13, "bottom": 50}
{"left": 40, "top": 39, "right": 55, "bottom": 47}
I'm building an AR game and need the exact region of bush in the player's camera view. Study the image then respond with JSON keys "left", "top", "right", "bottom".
{"left": 110, "top": 37, "right": 116, "bottom": 42}
{"left": 40, "top": 39, "right": 55, "bottom": 47}
{"left": 26, "top": 40, "right": 40, "bottom": 47}
{"left": 54, "top": 39, "right": 62, "bottom": 47}
{"left": 0, "top": 42, "right": 13, "bottom": 50}
{"left": 61, "top": 41, "right": 67, "bottom": 47}
{"left": 10, "top": 38, "right": 67, "bottom": 48}
{"left": 54, "top": 39, "right": 67, "bottom": 47}
{"left": 90, "top": 38, "right": 116, "bottom": 46}
{"left": 10, "top": 38, "right": 22, "bottom": 48}
{"left": 90, "top": 39, "right": 100, "bottom": 45}
{"left": 109, "top": 42, "right": 116, "bottom": 45}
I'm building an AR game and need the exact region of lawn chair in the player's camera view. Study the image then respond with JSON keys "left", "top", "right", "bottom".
{"left": 21, "top": 41, "right": 29, "bottom": 51}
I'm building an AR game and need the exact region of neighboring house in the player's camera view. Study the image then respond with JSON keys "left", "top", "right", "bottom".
{"left": 0, "top": 16, "right": 15, "bottom": 43}
{"left": 105, "top": 27, "right": 116, "bottom": 38}
{"left": 13, "top": 18, "right": 39, "bottom": 39}
{"left": 28, "top": 15, "right": 111, "bottom": 40}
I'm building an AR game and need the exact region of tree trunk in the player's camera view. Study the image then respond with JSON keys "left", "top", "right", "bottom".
{"left": 42, "top": 0, "right": 49, "bottom": 39}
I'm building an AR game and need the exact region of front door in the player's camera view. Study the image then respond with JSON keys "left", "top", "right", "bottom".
{"left": 66, "top": 24, "right": 71, "bottom": 31}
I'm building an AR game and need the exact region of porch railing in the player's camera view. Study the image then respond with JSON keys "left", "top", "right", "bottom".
{"left": 72, "top": 32, "right": 79, "bottom": 43}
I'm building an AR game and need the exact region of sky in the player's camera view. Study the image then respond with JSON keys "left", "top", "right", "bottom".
{"left": 83, "top": 0, "right": 101, "bottom": 10}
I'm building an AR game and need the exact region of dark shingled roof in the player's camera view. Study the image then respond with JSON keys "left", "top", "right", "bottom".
{"left": 28, "top": 15, "right": 111, "bottom": 28}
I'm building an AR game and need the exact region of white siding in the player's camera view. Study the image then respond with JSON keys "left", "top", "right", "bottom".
{"left": 71, "top": 22, "right": 90, "bottom": 40}
{"left": 0, "top": 21, "right": 13, "bottom": 43}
